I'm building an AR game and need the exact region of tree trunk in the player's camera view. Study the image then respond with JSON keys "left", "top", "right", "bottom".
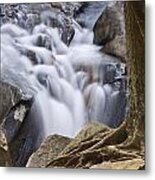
{"left": 122, "top": 0, "right": 145, "bottom": 149}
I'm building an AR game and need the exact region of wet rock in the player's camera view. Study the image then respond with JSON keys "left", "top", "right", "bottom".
{"left": 75, "top": 2, "right": 107, "bottom": 29}
{"left": 26, "top": 134, "right": 71, "bottom": 168}
{"left": 25, "top": 13, "right": 40, "bottom": 32}
{"left": 40, "top": 9, "right": 74, "bottom": 45}
{"left": 0, "top": 3, "right": 77, "bottom": 45}
{"left": 2, "top": 98, "right": 33, "bottom": 143}
{"left": 0, "top": 81, "right": 24, "bottom": 124}
{"left": 90, "top": 158, "right": 144, "bottom": 170}
{"left": 93, "top": 2, "right": 126, "bottom": 61}
{"left": 0, "top": 81, "right": 40, "bottom": 167}
{"left": 0, "top": 81, "right": 33, "bottom": 140}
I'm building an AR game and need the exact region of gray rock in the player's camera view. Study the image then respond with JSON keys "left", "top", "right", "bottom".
{"left": 1, "top": 98, "right": 33, "bottom": 143}
{"left": 0, "top": 81, "right": 24, "bottom": 124}
{"left": 0, "top": 3, "right": 78, "bottom": 45}
{"left": 0, "top": 130, "right": 12, "bottom": 167}
{"left": 0, "top": 81, "right": 41, "bottom": 167}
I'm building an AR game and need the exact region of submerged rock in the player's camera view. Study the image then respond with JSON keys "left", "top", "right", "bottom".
{"left": 0, "top": 3, "right": 80, "bottom": 45}
{"left": 93, "top": 2, "right": 126, "bottom": 61}
{"left": 26, "top": 134, "right": 71, "bottom": 168}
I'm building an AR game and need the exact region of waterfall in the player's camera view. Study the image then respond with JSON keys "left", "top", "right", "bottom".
{"left": 1, "top": 8, "right": 126, "bottom": 139}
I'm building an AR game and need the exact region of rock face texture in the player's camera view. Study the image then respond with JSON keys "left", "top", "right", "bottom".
{"left": 26, "top": 135, "right": 71, "bottom": 168}
{"left": 26, "top": 123, "right": 112, "bottom": 168}
{"left": 0, "top": 81, "right": 24, "bottom": 124}
{"left": 46, "top": 123, "right": 129, "bottom": 168}
{"left": 26, "top": 122, "right": 144, "bottom": 170}
{"left": 0, "top": 130, "right": 12, "bottom": 166}
{"left": 93, "top": 2, "right": 126, "bottom": 62}
{"left": 0, "top": 81, "right": 40, "bottom": 167}
{"left": 1, "top": 83, "right": 33, "bottom": 143}
{"left": 90, "top": 158, "right": 144, "bottom": 170}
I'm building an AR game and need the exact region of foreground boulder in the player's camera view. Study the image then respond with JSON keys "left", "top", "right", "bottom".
{"left": 26, "top": 123, "right": 112, "bottom": 168}
{"left": 26, "top": 135, "right": 71, "bottom": 168}
{"left": 46, "top": 123, "right": 113, "bottom": 168}
{"left": 93, "top": 2, "right": 126, "bottom": 62}
{"left": 0, "top": 81, "right": 24, "bottom": 124}
{"left": 45, "top": 122, "right": 144, "bottom": 169}
{"left": 0, "top": 81, "right": 40, "bottom": 167}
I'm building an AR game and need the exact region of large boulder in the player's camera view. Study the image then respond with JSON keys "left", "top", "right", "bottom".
{"left": 46, "top": 123, "right": 113, "bottom": 168}
{"left": 0, "top": 81, "right": 41, "bottom": 167}
{"left": 93, "top": 2, "right": 126, "bottom": 62}
{"left": 46, "top": 122, "right": 144, "bottom": 170}
{"left": 0, "top": 82, "right": 33, "bottom": 141}
{"left": 0, "top": 81, "right": 24, "bottom": 124}
{"left": 26, "top": 134, "right": 71, "bottom": 168}
{"left": 60, "top": 122, "right": 110, "bottom": 155}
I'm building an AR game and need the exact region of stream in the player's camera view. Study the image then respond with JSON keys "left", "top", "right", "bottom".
{"left": 1, "top": 2, "right": 126, "bottom": 140}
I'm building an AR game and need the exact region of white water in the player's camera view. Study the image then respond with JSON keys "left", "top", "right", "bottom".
{"left": 1, "top": 12, "right": 126, "bottom": 138}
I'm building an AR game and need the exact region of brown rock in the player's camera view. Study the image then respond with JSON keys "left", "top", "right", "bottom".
{"left": 101, "top": 35, "right": 126, "bottom": 62}
{"left": 90, "top": 158, "right": 144, "bottom": 170}
{"left": 46, "top": 123, "right": 112, "bottom": 168}
{"left": 26, "top": 134, "right": 71, "bottom": 168}
{"left": 93, "top": 2, "right": 126, "bottom": 61}
{"left": 61, "top": 122, "right": 110, "bottom": 155}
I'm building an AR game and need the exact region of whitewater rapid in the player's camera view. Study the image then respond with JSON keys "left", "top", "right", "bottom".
{"left": 1, "top": 10, "right": 126, "bottom": 138}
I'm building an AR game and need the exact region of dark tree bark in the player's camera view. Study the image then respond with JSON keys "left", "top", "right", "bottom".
{"left": 122, "top": 0, "right": 145, "bottom": 149}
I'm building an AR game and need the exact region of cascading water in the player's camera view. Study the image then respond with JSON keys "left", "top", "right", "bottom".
{"left": 1, "top": 4, "right": 126, "bottom": 140}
